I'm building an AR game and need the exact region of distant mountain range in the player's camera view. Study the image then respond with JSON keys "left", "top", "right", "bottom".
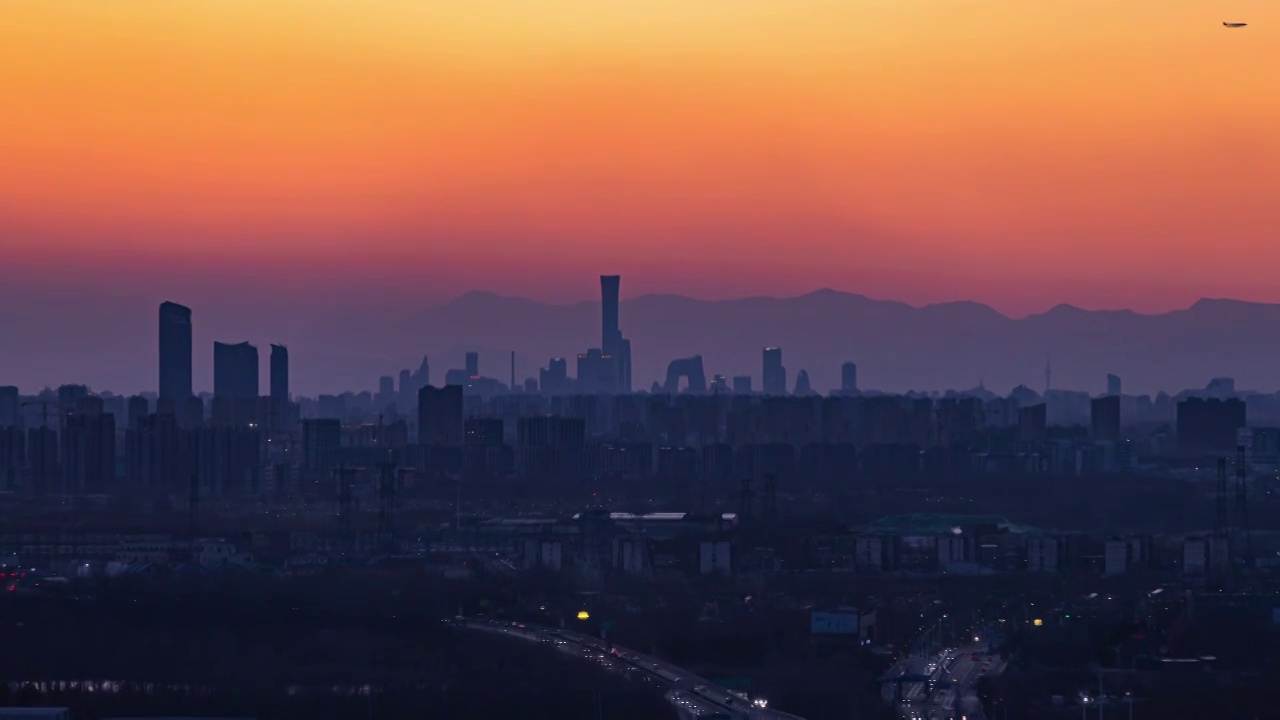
{"left": 326, "top": 289, "right": 1280, "bottom": 397}
{"left": 6, "top": 289, "right": 1279, "bottom": 396}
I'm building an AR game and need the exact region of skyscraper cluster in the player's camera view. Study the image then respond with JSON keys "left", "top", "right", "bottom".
{"left": 574, "top": 275, "right": 633, "bottom": 394}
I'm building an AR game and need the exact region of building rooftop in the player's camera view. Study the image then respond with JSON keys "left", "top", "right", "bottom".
{"left": 869, "top": 513, "right": 1015, "bottom": 535}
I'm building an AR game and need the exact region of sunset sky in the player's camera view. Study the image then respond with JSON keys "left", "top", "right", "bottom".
{"left": 2, "top": 1, "right": 1279, "bottom": 316}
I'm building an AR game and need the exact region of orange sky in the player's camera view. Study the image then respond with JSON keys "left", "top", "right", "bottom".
{"left": 2, "top": 0, "right": 1279, "bottom": 314}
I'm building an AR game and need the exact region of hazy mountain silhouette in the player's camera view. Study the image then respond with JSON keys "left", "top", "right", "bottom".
{"left": 4, "top": 289, "right": 1279, "bottom": 396}
{"left": 372, "top": 290, "right": 1280, "bottom": 397}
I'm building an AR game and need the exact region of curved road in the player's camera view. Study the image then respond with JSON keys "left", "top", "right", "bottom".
{"left": 453, "top": 616, "right": 807, "bottom": 720}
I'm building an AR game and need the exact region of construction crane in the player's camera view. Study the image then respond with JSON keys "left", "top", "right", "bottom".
{"left": 20, "top": 400, "right": 54, "bottom": 429}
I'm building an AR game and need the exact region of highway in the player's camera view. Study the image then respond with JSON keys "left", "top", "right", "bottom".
{"left": 884, "top": 645, "right": 1005, "bottom": 720}
{"left": 453, "top": 616, "right": 807, "bottom": 720}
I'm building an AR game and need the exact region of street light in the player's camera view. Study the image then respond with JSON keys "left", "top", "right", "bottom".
{"left": 1080, "top": 695, "right": 1092, "bottom": 720}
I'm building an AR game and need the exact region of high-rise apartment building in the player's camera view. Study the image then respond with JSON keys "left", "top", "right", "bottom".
{"left": 418, "top": 385, "right": 464, "bottom": 446}
{"left": 270, "top": 344, "right": 289, "bottom": 402}
{"left": 841, "top": 361, "right": 859, "bottom": 392}
{"left": 762, "top": 347, "right": 787, "bottom": 395}
{"left": 214, "top": 342, "right": 259, "bottom": 400}
{"left": 1091, "top": 395, "right": 1121, "bottom": 442}
{"left": 159, "top": 301, "right": 193, "bottom": 400}
{"left": 1106, "top": 373, "right": 1122, "bottom": 397}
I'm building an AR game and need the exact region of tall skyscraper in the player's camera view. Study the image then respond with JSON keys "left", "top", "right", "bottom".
{"left": 270, "top": 344, "right": 289, "bottom": 402}
{"left": 418, "top": 385, "right": 464, "bottom": 446}
{"left": 841, "top": 361, "right": 859, "bottom": 392}
{"left": 762, "top": 347, "right": 786, "bottom": 395}
{"left": 0, "top": 425, "right": 24, "bottom": 491}
{"left": 302, "top": 418, "right": 342, "bottom": 472}
{"left": 1106, "top": 373, "right": 1122, "bottom": 397}
{"left": 126, "top": 395, "right": 149, "bottom": 430}
{"left": 61, "top": 396, "right": 116, "bottom": 495}
{"left": 159, "top": 301, "right": 193, "bottom": 401}
{"left": 600, "top": 275, "right": 632, "bottom": 392}
{"left": 1091, "top": 395, "right": 1121, "bottom": 442}
{"left": 540, "top": 358, "right": 570, "bottom": 396}
{"left": 601, "top": 275, "right": 620, "bottom": 351}
{"left": 465, "top": 351, "right": 479, "bottom": 377}
{"left": 213, "top": 342, "right": 259, "bottom": 399}
{"left": 414, "top": 356, "right": 430, "bottom": 388}
{"left": 0, "top": 386, "right": 18, "bottom": 427}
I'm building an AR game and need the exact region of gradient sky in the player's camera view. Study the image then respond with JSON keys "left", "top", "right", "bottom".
{"left": 3, "top": 0, "right": 1280, "bottom": 317}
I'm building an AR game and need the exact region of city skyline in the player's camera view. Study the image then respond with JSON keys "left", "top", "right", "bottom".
{"left": 3, "top": 2, "right": 1280, "bottom": 321}
{"left": 4, "top": 5, "right": 1278, "bottom": 716}
{"left": 6, "top": 284, "right": 1280, "bottom": 398}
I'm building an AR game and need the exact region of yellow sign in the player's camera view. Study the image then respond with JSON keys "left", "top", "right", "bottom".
{"left": 577, "top": 610, "right": 590, "bottom": 620}
{"left": 1032, "top": 618, "right": 1043, "bottom": 627}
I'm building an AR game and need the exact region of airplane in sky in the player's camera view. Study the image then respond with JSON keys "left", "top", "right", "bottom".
{"left": 1223, "top": 22, "right": 1247, "bottom": 28}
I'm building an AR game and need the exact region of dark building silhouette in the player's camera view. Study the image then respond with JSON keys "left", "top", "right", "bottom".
{"left": 60, "top": 396, "right": 115, "bottom": 495}
{"left": 841, "top": 361, "right": 858, "bottom": 392}
{"left": 0, "top": 426, "right": 24, "bottom": 491}
{"left": 663, "top": 356, "right": 708, "bottom": 394}
{"left": 26, "top": 426, "right": 58, "bottom": 495}
{"left": 0, "top": 386, "right": 19, "bottom": 427}
{"left": 762, "top": 347, "right": 786, "bottom": 396}
{"left": 301, "top": 418, "right": 341, "bottom": 473}
{"left": 158, "top": 301, "right": 193, "bottom": 401}
{"left": 195, "top": 425, "right": 262, "bottom": 497}
{"left": 214, "top": 341, "right": 259, "bottom": 399}
{"left": 794, "top": 369, "right": 815, "bottom": 396}
{"left": 414, "top": 356, "right": 431, "bottom": 389}
{"left": 1017, "top": 403, "right": 1048, "bottom": 443}
{"left": 576, "top": 349, "right": 621, "bottom": 395}
{"left": 465, "top": 418, "right": 505, "bottom": 446}
{"left": 600, "top": 275, "right": 632, "bottom": 393}
{"left": 126, "top": 395, "right": 149, "bottom": 430}
{"left": 213, "top": 342, "right": 261, "bottom": 427}
{"left": 57, "top": 384, "right": 89, "bottom": 416}
{"left": 418, "top": 385, "right": 464, "bottom": 446}
{"left": 1177, "top": 397, "right": 1246, "bottom": 455}
{"left": 180, "top": 396, "right": 204, "bottom": 429}
{"left": 1090, "top": 395, "right": 1121, "bottom": 442}
{"left": 125, "top": 412, "right": 192, "bottom": 492}
{"left": 1106, "top": 373, "right": 1122, "bottom": 397}
{"left": 465, "top": 351, "right": 479, "bottom": 378}
{"left": 540, "top": 358, "right": 570, "bottom": 396}
{"left": 270, "top": 344, "right": 289, "bottom": 402}
{"left": 733, "top": 376, "right": 753, "bottom": 394}
{"left": 516, "top": 416, "right": 586, "bottom": 479}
